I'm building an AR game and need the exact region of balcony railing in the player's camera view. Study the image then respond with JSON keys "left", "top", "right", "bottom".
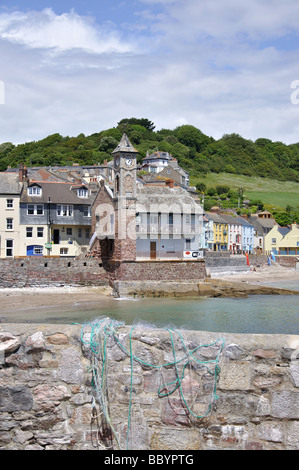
{"left": 136, "top": 224, "right": 199, "bottom": 235}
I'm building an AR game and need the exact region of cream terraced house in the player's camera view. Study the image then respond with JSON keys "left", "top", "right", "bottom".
{"left": 0, "top": 172, "right": 23, "bottom": 258}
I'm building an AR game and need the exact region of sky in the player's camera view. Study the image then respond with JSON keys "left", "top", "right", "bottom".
{"left": 1, "top": 0, "right": 299, "bottom": 145}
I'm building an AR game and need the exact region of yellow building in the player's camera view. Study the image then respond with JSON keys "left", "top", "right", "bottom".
{"left": 264, "top": 225, "right": 290, "bottom": 255}
{"left": 279, "top": 224, "right": 299, "bottom": 255}
{"left": 265, "top": 223, "right": 299, "bottom": 255}
{"left": 206, "top": 212, "right": 228, "bottom": 251}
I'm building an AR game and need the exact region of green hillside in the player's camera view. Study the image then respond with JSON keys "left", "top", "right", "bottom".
{"left": 1, "top": 117, "right": 298, "bottom": 222}
{"left": 190, "top": 172, "right": 299, "bottom": 221}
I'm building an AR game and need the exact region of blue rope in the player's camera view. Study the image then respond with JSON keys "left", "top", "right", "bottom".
{"left": 80, "top": 318, "right": 225, "bottom": 450}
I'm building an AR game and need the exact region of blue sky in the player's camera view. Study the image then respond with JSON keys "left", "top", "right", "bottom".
{"left": 0, "top": 1, "right": 299, "bottom": 145}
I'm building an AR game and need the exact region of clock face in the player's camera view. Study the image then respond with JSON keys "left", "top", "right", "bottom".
{"left": 125, "top": 157, "right": 132, "bottom": 167}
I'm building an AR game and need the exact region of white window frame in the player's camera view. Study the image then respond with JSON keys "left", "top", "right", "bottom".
{"left": 27, "top": 204, "right": 44, "bottom": 215}
{"left": 28, "top": 186, "right": 42, "bottom": 196}
{"left": 60, "top": 248, "right": 68, "bottom": 256}
{"left": 6, "top": 218, "right": 13, "bottom": 230}
{"left": 37, "top": 227, "right": 44, "bottom": 238}
{"left": 57, "top": 205, "right": 73, "bottom": 217}
{"left": 6, "top": 199, "right": 13, "bottom": 209}
{"left": 26, "top": 227, "right": 33, "bottom": 238}
{"left": 33, "top": 246, "right": 43, "bottom": 255}
{"left": 6, "top": 239, "right": 13, "bottom": 257}
{"left": 83, "top": 205, "right": 91, "bottom": 217}
{"left": 77, "top": 188, "right": 88, "bottom": 198}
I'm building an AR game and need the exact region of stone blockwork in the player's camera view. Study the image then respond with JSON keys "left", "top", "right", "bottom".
{"left": 113, "top": 260, "right": 206, "bottom": 282}
{"left": 0, "top": 258, "right": 108, "bottom": 288}
{"left": 1, "top": 322, "right": 299, "bottom": 450}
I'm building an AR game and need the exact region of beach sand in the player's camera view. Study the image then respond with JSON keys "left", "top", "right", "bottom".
{"left": 0, "top": 285, "right": 114, "bottom": 315}
{"left": 212, "top": 263, "right": 299, "bottom": 284}
{"left": 0, "top": 263, "right": 298, "bottom": 315}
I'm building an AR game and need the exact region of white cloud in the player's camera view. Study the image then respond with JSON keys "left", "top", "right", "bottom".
{"left": 0, "top": 8, "right": 134, "bottom": 54}
{"left": 1, "top": 2, "right": 299, "bottom": 146}
{"left": 140, "top": 0, "right": 299, "bottom": 40}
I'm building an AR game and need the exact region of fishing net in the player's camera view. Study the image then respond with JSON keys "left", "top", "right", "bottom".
{"left": 80, "top": 317, "right": 225, "bottom": 450}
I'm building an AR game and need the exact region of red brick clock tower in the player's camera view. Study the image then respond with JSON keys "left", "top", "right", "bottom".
{"left": 111, "top": 134, "right": 138, "bottom": 261}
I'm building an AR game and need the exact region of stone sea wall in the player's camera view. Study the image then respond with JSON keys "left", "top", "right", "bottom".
{"left": 1, "top": 322, "right": 299, "bottom": 451}
{"left": 0, "top": 258, "right": 108, "bottom": 288}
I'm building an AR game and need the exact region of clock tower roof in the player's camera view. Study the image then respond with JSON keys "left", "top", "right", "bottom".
{"left": 112, "top": 133, "right": 138, "bottom": 155}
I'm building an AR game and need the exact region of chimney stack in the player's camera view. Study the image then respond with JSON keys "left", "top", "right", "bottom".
{"left": 19, "top": 163, "right": 27, "bottom": 182}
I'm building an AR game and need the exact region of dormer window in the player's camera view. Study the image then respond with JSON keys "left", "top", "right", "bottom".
{"left": 28, "top": 185, "right": 42, "bottom": 196}
{"left": 77, "top": 188, "right": 88, "bottom": 198}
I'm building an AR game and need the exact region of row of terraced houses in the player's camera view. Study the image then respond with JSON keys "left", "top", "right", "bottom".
{"left": 0, "top": 137, "right": 298, "bottom": 260}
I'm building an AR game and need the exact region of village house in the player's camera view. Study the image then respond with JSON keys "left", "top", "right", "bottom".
{"left": 203, "top": 215, "right": 213, "bottom": 250}
{"left": 19, "top": 179, "right": 97, "bottom": 257}
{"left": 141, "top": 151, "right": 173, "bottom": 174}
{"left": 205, "top": 212, "right": 228, "bottom": 251}
{"left": 140, "top": 151, "right": 190, "bottom": 188}
{"left": 0, "top": 171, "right": 23, "bottom": 258}
{"left": 264, "top": 225, "right": 290, "bottom": 255}
{"left": 249, "top": 211, "right": 277, "bottom": 254}
{"left": 220, "top": 214, "right": 254, "bottom": 254}
{"left": 277, "top": 223, "right": 299, "bottom": 255}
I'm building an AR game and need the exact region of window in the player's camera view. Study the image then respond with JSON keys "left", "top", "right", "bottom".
{"left": 27, "top": 204, "right": 44, "bottom": 215}
{"left": 26, "top": 227, "right": 33, "bottom": 238}
{"left": 37, "top": 227, "right": 44, "bottom": 238}
{"left": 57, "top": 205, "right": 73, "bottom": 217}
{"left": 83, "top": 205, "right": 91, "bottom": 217}
{"left": 271, "top": 238, "right": 276, "bottom": 244}
{"left": 78, "top": 188, "right": 88, "bottom": 198}
{"left": 6, "top": 218, "right": 13, "bottom": 230}
{"left": 78, "top": 228, "right": 82, "bottom": 238}
{"left": 33, "top": 246, "right": 43, "bottom": 255}
{"left": 85, "top": 228, "right": 90, "bottom": 239}
{"left": 6, "top": 199, "right": 13, "bottom": 209}
{"left": 66, "top": 227, "right": 72, "bottom": 236}
{"left": 6, "top": 239, "right": 13, "bottom": 257}
{"left": 60, "top": 248, "right": 68, "bottom": 255}
{"left": 186, "top": 239, "right": 191, "bottom": 250}
{"left": 28, "top": 186, "right": 41, "bottom": 196}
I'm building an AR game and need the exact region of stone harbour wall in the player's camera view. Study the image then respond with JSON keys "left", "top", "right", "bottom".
{"left": 1, "top": 322, "right": 299, "bottom": 451}
{"left": 0, "top": 258, "right": 108, "bottom": 288}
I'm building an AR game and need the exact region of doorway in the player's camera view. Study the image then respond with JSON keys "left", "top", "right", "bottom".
{"left": 53, "top": 229, "right": 60, "bottom": 244}
{"left": 150, "top": 241, "right": 156, "bottom": 260}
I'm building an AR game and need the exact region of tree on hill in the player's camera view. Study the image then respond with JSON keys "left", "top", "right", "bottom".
{"left": 117, "top": 118, "right": 156, "bottom": 132}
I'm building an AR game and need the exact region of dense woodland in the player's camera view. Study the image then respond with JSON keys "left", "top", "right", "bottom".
{"left": 1, "top": 118, "right": 299, "bottom": 182}
{"left": 1, "top": 118, "right": 298, "bottom": 226}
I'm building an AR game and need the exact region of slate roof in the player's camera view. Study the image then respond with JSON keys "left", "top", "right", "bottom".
{"left": 0, "top": 173, "right": 23, "bottom": 194}
{"left": 142, "top": 151, "right": 172, "bottom": 162}
{"left": 20, "top": 181, "right": 96, "bottom": 205}
{"left": 136, "top": 186, "right": 203, "bottom": 213}
{"left": 112, "top": 133, "right": 138, "bottom": 154}
{"left": 277, "top": 227, "right": 290, "bottom": 237}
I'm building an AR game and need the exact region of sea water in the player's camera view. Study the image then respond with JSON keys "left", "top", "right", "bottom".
{"left": 2, "top": 284, "right": 299, "bottom": 335}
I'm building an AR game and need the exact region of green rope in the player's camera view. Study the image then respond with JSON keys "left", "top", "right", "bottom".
{"left": 79, "top": 318, "right": 225, "bottom": 450}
